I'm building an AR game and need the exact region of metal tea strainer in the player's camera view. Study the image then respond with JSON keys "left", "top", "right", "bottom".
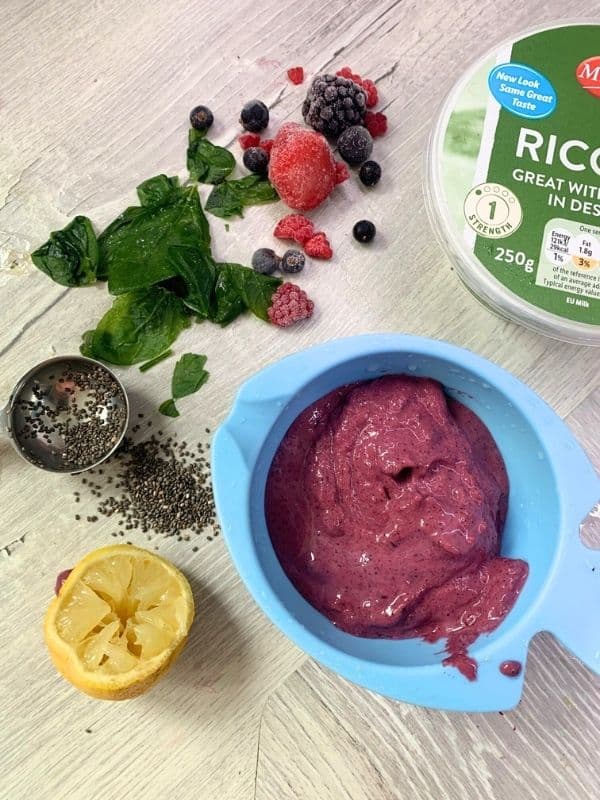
{"left": 0, "top": 355, "right": 129, "bottom": 473}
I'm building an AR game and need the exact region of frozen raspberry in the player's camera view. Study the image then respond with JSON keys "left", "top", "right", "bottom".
{"left": 268, "top": 282, "right": 314, "bottom": 327}
{"left": 239, "top": 133, "right": 261, "bottom": 150}
{"left": 336, "top": 67, "right": 379, "bottom": 107}
{"left": 268, "top": 122, "right": 340, "bottom": 210}
{"left": 304, "top": 232, "right": 332, "bottom": 259}
{"left": 287, "top": 67, "right": 304, "bottom": 85}
{"left": 335, "top": 161, "right": 349, "bottom": 184}
{"left": 260, "top": 139, "right": 273, "bottom": 155}
{"left": 274, "top": 213, "right": 316, "bottom": 246}
{"left": 364, "top": 111, "right": 388, "bottom": 138}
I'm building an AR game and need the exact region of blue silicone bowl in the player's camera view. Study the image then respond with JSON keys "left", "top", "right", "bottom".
{"left": 212, "top": 334, "right": 600, "bottom": 711}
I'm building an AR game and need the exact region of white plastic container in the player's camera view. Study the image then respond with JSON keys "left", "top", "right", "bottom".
{"left": 426, "top": 22, "right": 600, "bottom": 345}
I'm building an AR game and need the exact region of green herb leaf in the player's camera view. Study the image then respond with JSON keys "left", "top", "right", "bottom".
{"left": 172, "top": 353, "right": 209, "bottom": 399}
{"left": 139, "top": 349, "right": 173, "bottom": 372}
{"left": 211, "top": 263, "right": 248, "bottom": 324}
{"left": 99, "top": 178, "right": 210, "bottom": 294}
{"left": 136, "top": 174, "right": 181, "bottom": 207}
{"left": 158, "top": 399, "right": 180, "bottom": 417}
{"left": 80, "top": 287, "right": 191, "bottom": 365}
{"left": 187, "top": 129, "right": 235, "bottom": 184}
{"left": 232, "top": 267, "right": 281, "bottom": 321}
{"left": 31, "top": 216, "right": 99, "bottom": 287}
{"left": 168, "top": 245, "right": 216, "bottom": 318}
{"left": 205, "top": 174, "right": 278, "bottom": 218}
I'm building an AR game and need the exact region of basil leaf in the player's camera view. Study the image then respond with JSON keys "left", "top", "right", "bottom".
{"left": 99, "top": 179, "right": 210, "bottom": 294}
{"left": 172, "top": 353, "right": 209, "bottom": 399}
{"left": 80, "top": 287, "right": 191, "bottom": 365}
{"left": 139, "top": 349, "right": 172, "bottom": 372}
{"left": 159, "top": 399, "right": 180, "bottom": 417}
{"left": 137, "top": 174, "right": 180, "bottom": 207}
{"left": 31, "top": 216, "right": 99, "bottom": 287}
{"left": 205, "top": 175, "right": 278, "bottom": 218}
{"left": 187, "top": 129, "right": 235, "bottom": 184}
{"left": 168, "top": 245, "right": 216, "bottom": 318}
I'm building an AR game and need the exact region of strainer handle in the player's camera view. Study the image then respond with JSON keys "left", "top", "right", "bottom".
{"left": 541, "top": 514, "right": 600, "bottom": 675}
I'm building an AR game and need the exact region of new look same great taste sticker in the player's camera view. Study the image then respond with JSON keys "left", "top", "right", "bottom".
{"left": 488, "top": 63, "right": 556, "bottom": 119}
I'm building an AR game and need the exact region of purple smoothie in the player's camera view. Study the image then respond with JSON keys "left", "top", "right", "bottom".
{"left": 265, "top": 376, "right": 528, "bottom": 680}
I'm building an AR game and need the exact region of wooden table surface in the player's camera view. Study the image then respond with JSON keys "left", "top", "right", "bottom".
{"left": 1, "top": 1, "right": 599, "bottom": 798}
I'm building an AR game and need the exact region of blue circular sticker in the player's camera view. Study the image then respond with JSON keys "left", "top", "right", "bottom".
{"left": 488, "top": 63, "right": 557, "bottom": 119}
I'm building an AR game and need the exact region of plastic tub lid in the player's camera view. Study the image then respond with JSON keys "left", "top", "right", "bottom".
{"left": 426, "top": 21, "right": 600, "bottom": 346}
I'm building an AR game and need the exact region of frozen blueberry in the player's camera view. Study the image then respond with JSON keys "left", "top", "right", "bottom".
{"left": 243, "top": 147, "right": 269, "bottom": 175}
{"left": 337, "top": 125, "right": 373, "bottom": 165}
{"left": 240, "top": 100, "right": 269, "bottom": 132}
{"left": 359, "top": 160, "right": 381, "bottom": 187}
{"left": 281, "top": 249, "right": 306, "bottom": 273}
{"left": 252, "top": 248, "right": 281, "bottom": 275}
{"left": 353, "top": 220, "right": 376, "bottom": 243}
{"left": 189, "top": 105, "right": 214, "bottom": 131}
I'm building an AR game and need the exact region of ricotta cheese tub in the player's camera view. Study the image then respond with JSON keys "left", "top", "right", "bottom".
{"left": 426, "top": 22, "right": 600, "bottom": 345}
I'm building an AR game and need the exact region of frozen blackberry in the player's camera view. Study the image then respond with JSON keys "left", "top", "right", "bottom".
{"left": 337, "top": 126, "right": 373, "bottom": 165}
{"left": 252, "top": 248, "right": 281, "bottom": 275}
{"left": 240, "top": 100, "right": 269, "bottom": 132}
{"left": 353, "top": 220, "right": 376, "bottom": 243}
{"left": 243, "top": 147, "right": 269, "bottom": 175}
{"left": 281, "top": 249, "right": 305, "bottom": 273}
{"left": 302, "top": 74, "right": 367, "bottom": 137}
{"left": 359, "top": 160, "right": 381, "bottom": 187}
{"left": 189, "top": 105, "right": 214, "bottom": 131}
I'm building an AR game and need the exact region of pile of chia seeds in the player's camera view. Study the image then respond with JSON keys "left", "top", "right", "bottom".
{"left": 15, "top": 363, "right": 127, "bottom": 471}
{"left": 74, "top": 419, "right": 218, "bottom": 547}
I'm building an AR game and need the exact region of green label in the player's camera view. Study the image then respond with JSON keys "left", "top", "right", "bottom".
{"left": 442, "top": 25, "right": 600, "bottom": 326}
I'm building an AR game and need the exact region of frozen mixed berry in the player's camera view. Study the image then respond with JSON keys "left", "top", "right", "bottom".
{"left": 240, "top": 100, "right": 269, "bottom": 132}
{"left": 243, "top": 147, "right": 269, "bottom": 175}
{"left": 304, "top": 232, "right": 333, "bottom": 259}
{"left": 260, "top": 139, "right": 273, "bottom": 155}
{"left": 252, "top": 248, "right": 281, "bottom": 275}
{"left": 359, "top": 160, "right": 381, "bottom": 187}
{"left": 302, "top": 74, "right": 367, "bottom": 137}
{"left": 239, "top": 132, "right": 261, "bottom": 150}
{"left": 268, "top": 283, "right": 314, "bottom": 327}
{"left": 335, "top": 161, "right": 349, "bottom": 184}
{"left": 269, "top": 123, "right": 340, "bottom": 210}
{"left": 337, "top": 125, "right": 373, "bottom": 165}
{"left": 281, "top": 249, "right": 306, "bottom": 273}
{"left": 336, "top": 67, "right": 379, "bottom": 107}
{"left": 287, "top": 66, "right": 304, "bottom": 85}
{"left": 353, "top": 220, "right": 376, "bottom": 243}
{"left": 189, "top": 105, "right": 214, "bottom": 131}
{"left": 274, "top": 213, "right": 316, "bottom": 246}
{"left": 364, "top": 111, "right": 388, "bottom": 138}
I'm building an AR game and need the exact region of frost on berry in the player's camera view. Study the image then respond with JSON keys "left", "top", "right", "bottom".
{"left": 268, "top": 283, "right": 314, "bottom": 327}
{"left": 304, "top": 232, "right": 333, "bottom": 259}
{"left": 335, "top": 67, "right": 379, "bottom": 107}
{"left": 274, "top": 213, "right": 316, "bottom": 246}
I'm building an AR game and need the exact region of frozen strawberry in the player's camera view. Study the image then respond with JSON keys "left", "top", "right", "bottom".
{"left": 239, "top": 133, "right": 261, "bottom": 150}
{"left": 274, "top": 213, "right": 316, "bottom": 246}
{"left": 268, "top": 122, "right": 339, "bottom": 211}
{"left": 335, "top": 162, "right": 350, "bottom": 184}
{"left": 364, "top": 111, "right": 388, "bottom": 138}
{"left": 287, "top": 67, "right": 304, "bottom": 85}
{"left": 304, "top": 232, "right": 332, "bottom": 259}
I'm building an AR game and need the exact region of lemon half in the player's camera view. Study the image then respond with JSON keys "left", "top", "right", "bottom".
{"left": 44, "top": 544, "right": 194, "bottom": 700}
